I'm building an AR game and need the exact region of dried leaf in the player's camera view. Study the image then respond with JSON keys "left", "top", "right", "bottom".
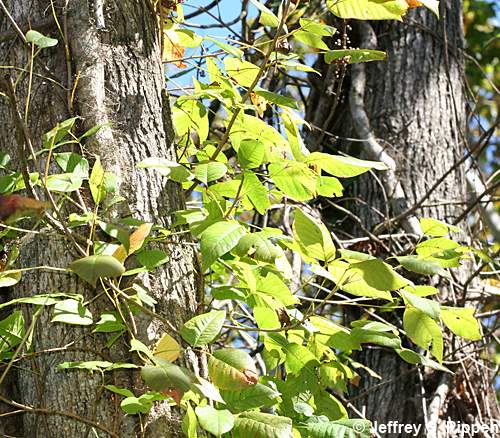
{"left": 0, "top": 195, "right": 50, "bottom": 222}
{"left": 163, "top": 28, "right": 186, "bottom": 67}
{"left": 250, "top": 92, "right": 267, "bottom": 117}
{"left": 113, "top": 223, "right": 153, "bottom": 263}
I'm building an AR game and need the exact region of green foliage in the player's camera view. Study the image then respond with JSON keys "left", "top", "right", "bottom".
{"left": 1, "top": 6, "right": 491, "bottom": 437}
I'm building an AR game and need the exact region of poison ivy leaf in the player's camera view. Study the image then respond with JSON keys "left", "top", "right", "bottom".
{"left": 221, "top": 383, "right": 281, "bottom": 412}
{"left": 269, "top": 161, "right": 317, "bottom": 201}
{"left": 25, "top": 30, "right": 58, "bottom": 48}
{"left": 200, "top": 221, "right": 246, "bottom": 270}
{"left": 70, "top": 255, "right": 125, "bottom": 286}
{"left": 120, "top": 395, "right": 154, "bottom": 415}
{"left": 0, "top": 293, "right": 66, "bottom": 309}
{"left": 205, "top": 36, "right": 243, "bottom": 57}
{"left": 0, "top": 311, "right": 24, "bottom": 356}
{"left": 420, "top": 217, "right": 459, "bottom": 237}
{"left": 234, "top": 232, "right": 284, "bottom": 264}
{"left": 224, "top": 57, "right": 260, "bottom": 88}
{"left": 253, "top": 89, "right": 298, "bottom": 109}
{"left": 54, "top": 152, "right": 89, "bottom": 178}
{"left": 403, "top": 307, "right": 443, "bottom": 362}
{"left": 396, "top": 255, "right": 450, "bottom": 278}
{"left": 400, "top": 290, "right": 441, "bottom": 320}
{"left": 138, "top": 157, "right": 193, "bottom": 182}
{"left": 208, "top": 348, "right": 258, "bottom": 390}
{"left": 93, "top": 312, "right": 125, "bottom": 333}
{"left": 136, "top": 249, "right": 169, "bottom": 270}
{"left": 194, "top": 162, "right": 227, "bottom": 185}
{"left": 303, "top": 418, "right": 372, "bottom": 438}
{"left": 180, "top": 310, "right": 226, "bottom": 347}
{"left": 325, "top": 49, "right": 386, "bottom": 64}
{"left": 233, "top": 412, "right": 292, "bottom": 438}
{"left": 153, "top": 333, "right": 181, "bottom": 362}
{"left": 248, "top": 0, "right": 279, "bottom": 27}
{"left": 195, "top": 406, "right": 234, "bottom": 437}
{"left": 173, "top": 98, "right": 209, "bottom": 141}
{"left": 403, "top": 285, "right": 439, "bottom": 297}
{"left": 141, "top": 360, "right": 195, "bottom": 394}
{"left": 238, "top": 139, "right": 265, "bottom": 169}
{"left": 305, "top": 152, "right": 387, "bottom": 178}
{"left": 0, "top": 270, "right": 21, "bottom": 288}
{"left": 293, "top": 209, "right": 335, "bottom": 262}
{"left": 193, "top": 377, "right": 226, "bottom": 403}
{"left": 52, "top": 299, "right": 93, "bottom": 326}
{"left": 242, "top": 171, "right": 271, "bottom": 214}
{"left": 294, "top": 30, "right": 329, "bottom": 50}
{"left": 104, "top": 384, "right": 134, "bottom": 398}
{"left": 182, "top": 403, "right": 198, "bottom": 438}
{"left": 113, "top": 223, "right": 153, "bottom": 263}
{"left": 327, "top": 0, "right": 409, "bottom": 21}
{"left": 441, "top": 307, "right": 481, "bottom": 341}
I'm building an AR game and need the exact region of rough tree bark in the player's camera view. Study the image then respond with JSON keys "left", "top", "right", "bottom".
{"left": 0, "top": 1, "right": 200, "bottom": 437}
{"left": 307, "top": 1, "right": 498, "bottom": 436}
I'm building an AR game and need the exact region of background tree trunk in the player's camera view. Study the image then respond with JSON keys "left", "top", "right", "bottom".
{"left": 0, "top": 1, "right": 200, "bottom": 437}
{"left": 307, "top": 1, "right": 498, "bottom": 436}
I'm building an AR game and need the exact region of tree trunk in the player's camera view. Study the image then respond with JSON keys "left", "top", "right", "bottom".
{"left": 307, "top": 1, "right": 498, "bottom": 436}
{"left": 0, "top": 1, "right": 200, "bottom": 437}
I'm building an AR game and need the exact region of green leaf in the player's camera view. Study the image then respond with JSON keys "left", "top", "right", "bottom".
{"left": 269, "top": 160, "right": 316, "bottom": 201}
{"left": 233, "top": 412, "right": 292, "bottom": 438}
{"left": 234, "top": 232, "right": 284, "bottom": 264}
{"left": 0, "top": 311, "right": 24, "bottom": 355}
{"left": 205, "top": 36, "right": 243, "bottom": 57}
{"left": 0, "top": 270, "right": 21, "bottom": 288}
{"left": 51, "top": 299, "right": 93, "bottom": 326}
{"left": 182, "top": 403, "right": 198, "bottom": 438}
{"left": 195, "top": 406, "right": 234, "bottom": 437}
{"left": 136, "top": 249, "right": 169, "bottom": 270}
{"left": 200, "top": 221, "right": 246, "bottom": 270}
{"left": 54, "top": 152, "right": 89, "bottom": 178}
{"left": 420, "top": 217, "right": 459, "bottom": 237}
{"left": 395, "top": 255, "right": 450, "bottom": 278}
{"left": 221, "top": 383, "right": 281, "bottom": 412}
{"left": 138, "top": 157, "right": 193, "bottom": 182}
{"left": 0, "top": 293, "right": 66, "bottom": 310}
{"left": 194, "top": 162, "right": 227, "bottom": 185}
{"left": 173, "top": 98, "right": 209, "bottom": 142}
{"left": 441, "top": 307, "right": 481, "bottom": 341}
{"left": 248, "top": 0, "right": 280, "bottom": 27}
{"left": 253, "top": 89, "right": 298, "bottom": 109}
{"left": 325, "top": 49, "right": 386, "bottom": 64}
{"left": 104, "top": 384, "right": 134, "bottom": 398}
{"left": 224, "top": 57, "right": 260, "bottom": 88}
{"left": 294, "top": 30, "right": 329, "bottom": 50}
{"left": 242, "top": 171, "right": 271, "bottom": 214}
{"left": 45, "top": 173, "right": 83, "bottom": 192}
{"left": 89, "top": 157, "right": 105, "bottom": 204}
{"left": 70, "top": 255, "right": 125, "bottom": 286}
{"left": 306, "top": 152, "right": 387, "bottom": 178}
{"left": 57, "top": 360, "right": 113, "bottom": 371}
{"left": 141, "top": 360, "right": 195, "bottom": 393}
{"left": 238, "top": 139, "right": 265, "bottom": 169}
{"left": 120, "top": 395, "right": 154, "bottom": 415}
{"left": 304, "top": 419, "right": 372, "bottom": 438}
{"left": 403, "top": 308, "right": 443, "bottom": 362}
{"left": 208, "top": 348, "right": 258, "bottom": 390}
{"left": 327, "top": 0, "right": 409, "bottom": 21}
{"left": 293, "top": 209, "right": 335, "bottom": 262}
{"left": 180, "top": 310, "right": 226, "bottom": 347}
{"left": 93, "top": 312, "right": 125, "bottom": 333}
{"left": 400, "top": 290, "right": 441, "bottom": 320}
{"left": 25, "top": 30, "right": 58, "bottom": 48}
{"left": 327, "top": 260, "right": 392, "bottom": 300}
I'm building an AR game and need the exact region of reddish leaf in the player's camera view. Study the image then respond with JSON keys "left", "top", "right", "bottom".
{"left": 0, "top": 195, "right": 49, "bottom": 221}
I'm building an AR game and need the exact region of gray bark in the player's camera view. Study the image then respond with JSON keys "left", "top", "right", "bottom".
{"left": 0, "top": 1, "right": 200, "bottom": 437}
{"left": 307, "top": 1, "right": 499, "bottom": 436}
